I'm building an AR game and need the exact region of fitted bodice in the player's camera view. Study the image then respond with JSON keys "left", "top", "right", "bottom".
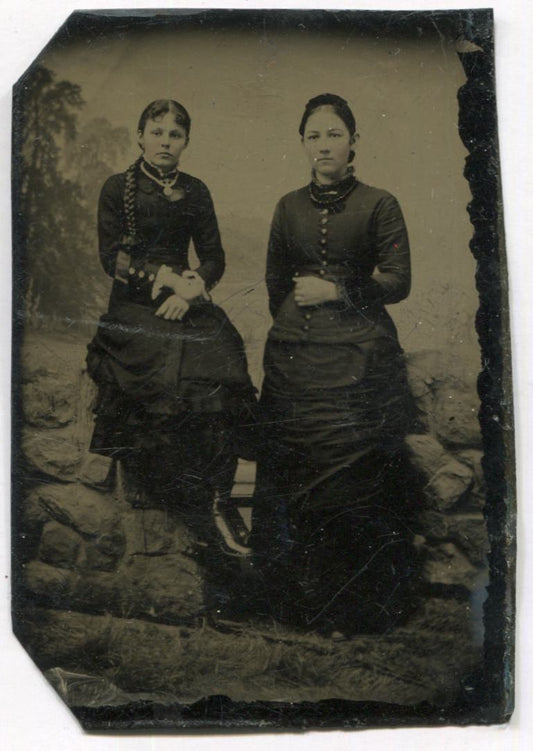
{"left": 266, "top": 181, "right": 411, "bottom": 344}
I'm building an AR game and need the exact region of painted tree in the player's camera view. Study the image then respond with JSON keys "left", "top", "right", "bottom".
{"left": 13, "top": 65, "right": 116, "bottom": 328}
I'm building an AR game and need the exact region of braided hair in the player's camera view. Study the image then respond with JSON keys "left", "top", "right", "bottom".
{"left": 122, "top": 155, "right": 143, "bottom": 245}
{"left": 122, "top": 100, "right": 192, "bottom": 245}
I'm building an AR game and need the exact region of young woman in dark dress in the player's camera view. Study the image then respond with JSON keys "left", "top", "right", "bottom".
{"left": 87, "top": 100, "right": 256, "bottom": 572}
{"left": 251, "top": 94, "right": 419, "bottom": 636}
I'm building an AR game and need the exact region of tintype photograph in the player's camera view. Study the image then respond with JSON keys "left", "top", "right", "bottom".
{"left": 10, "top": 7, "right": 514, "bottom": 731}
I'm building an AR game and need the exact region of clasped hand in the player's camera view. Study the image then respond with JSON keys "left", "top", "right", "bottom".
{"left": 293, "top": 275, "right": 339, "bottom": 307}
{"left": 152, "top": 265, "right": 208, "bottom": 321}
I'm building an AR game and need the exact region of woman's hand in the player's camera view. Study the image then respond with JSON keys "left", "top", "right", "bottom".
{"left": 152, "top": 265, "right": 208, "bottom": 302}
{"left": 154, "top": 294, "right": 190, "bottom": 321}
{"left": 293, "top": 275, "right": 339, "bottom": 307}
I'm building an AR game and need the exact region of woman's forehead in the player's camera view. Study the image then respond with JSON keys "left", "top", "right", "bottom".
{"left": 305, "top": 106, "right": 346, "bottom": 131}
{"left": 143, "top": 113, "right": 187, "bottom": 130}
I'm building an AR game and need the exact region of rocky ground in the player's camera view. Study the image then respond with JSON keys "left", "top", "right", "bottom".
{"left": 13, "top": 331, "right": 489, "bottom": 720}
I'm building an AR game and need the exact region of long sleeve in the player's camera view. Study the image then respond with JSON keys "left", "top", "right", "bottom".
{"left": 341, "top": 193, "right": 411, "bottom": 309}
{"left": 191, "top": 183, "right": 225, "bottom": 291}
{"left": 265, "top": 200, "right": 294, "bottom": 318}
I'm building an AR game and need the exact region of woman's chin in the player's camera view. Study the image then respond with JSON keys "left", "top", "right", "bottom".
{"left": 315, "top": 166, "right": 348, "bottom": 183}
{"left": 149, "top": 158, "right": 179, "bottom": 172}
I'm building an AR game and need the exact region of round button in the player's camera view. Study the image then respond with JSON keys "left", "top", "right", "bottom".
{"left": 305, "top": 313, "right": 312, "bottom": 320}
{"left": 148, "top": 273, "right": 155, "bottom": 282}
{"left": 321, "top": 228, "right": 327, "bottom": 235}
{"left": 294, "top": 271, "right": 299, "bottom": 277}
{"left": 319, "top": 269, "right": 326, "bottom": 276}
{"left": 321, "top": 208, "right": 328, "bottom": 215}
{"left": 321, "top": 249, "right": 327, "bottom": 255}
{"left": 321, "top": 261, "right": 327, "bottom": 266}
{"left": 138, "top": 270, "right": 145, "bottom": 279}
{"left": 303, "top": 325, "right": 310, "bottom": 331}
{"left": 320, "top": 238, "right": 327, "bottom": 245}
{"left": 321, "top": 217, "right": 328, "bottom": 225}
{"left": 128, "top": 267, "right": 135, "bottom": 275}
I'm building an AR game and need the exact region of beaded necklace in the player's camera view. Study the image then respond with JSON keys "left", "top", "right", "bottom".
{"left": 308, "top": 173, "right": 358, "bottom": 213}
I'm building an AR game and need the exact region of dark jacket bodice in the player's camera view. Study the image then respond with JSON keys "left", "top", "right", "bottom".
{"left": 266, "top": 181, "right": 411, "bottom": 344}
{"left": 98, "top": 168, "right": 225, "bottom": 307}
{"left": 87, "top": 165, "right": 255, "bottom": 436}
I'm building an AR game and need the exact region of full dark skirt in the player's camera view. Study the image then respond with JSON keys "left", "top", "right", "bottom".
{"left": 87, "top": 298, "right": 257, "bottom": 527}
{"left": 87, "top": 298, "right": 257, "bottom": 458}
{"left": 251, "top": 336, "right": 420, "bottom": 635}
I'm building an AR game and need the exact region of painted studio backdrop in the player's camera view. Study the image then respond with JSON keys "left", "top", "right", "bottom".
{"left": 11, "top": 10, "right": 510, "bottom": 730}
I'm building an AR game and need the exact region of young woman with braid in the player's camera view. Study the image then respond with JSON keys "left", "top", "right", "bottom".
{"left": 86, "top": 100, "right": 256, "bottom": 584}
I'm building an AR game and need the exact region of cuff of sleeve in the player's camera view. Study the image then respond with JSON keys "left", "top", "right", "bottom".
{"left": 114, "top": 250, "right": 131, "bottom": 284}
{"left": 195, "top": 266, "right": 219, "bottom": 293}
{"left": 187, "top": 270, "right": 211, "bottom": 301}
{"left": 127, "top": 260, "right": 162, "bottom": 290}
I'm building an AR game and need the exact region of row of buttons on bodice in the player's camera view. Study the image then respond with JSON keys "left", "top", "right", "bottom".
{"left": 296, "top": 207, "right": 330, "bottom": 332}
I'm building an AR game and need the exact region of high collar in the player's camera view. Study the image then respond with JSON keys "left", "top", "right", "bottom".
{"left": 308, "top": 172, "right": 358, "bottom": 208}
{"left": 141, "top": 158, "right": 179, "bottom": 181}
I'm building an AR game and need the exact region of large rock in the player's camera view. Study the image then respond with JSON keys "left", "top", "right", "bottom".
{"left": 422, "top": 542, "right": 485, "bottom": 591}
{"left": 78, "top": 453, "right": 115, "bottom": 489}
{"left": 121, "top": 554, "right": 204, "bottom": 622}
{"left": 417, "top": 511, "right": 489, "bottom": 565}
{"left": 434, "top": 379, "right": 481, "bottom": 449}
{"left": 455, "top": 449, "right": 486, "bottom": 510}
{"left": 23, "top": 551, "right": 205, "bottom": 622}
{"left": 23, "top": 561, "right": 126, "bottom": 616}
{"left": 405, "top": 351, "right": 481, "bottom": 448}
{"left": 28, "top": 482, "right": 125, "bottom": 537}
{"left": 38, "top": 521, "right": 83, "bottom": 569}
{"left": 22, "top": 426, "right": 83, "bottom": 481}
{"left": 23, "top": 560, "right": 73, "bottom": 608}
{"left": 405, "top": 351, "right": 442, "bottom": 433}
{"left": 80, "top": 532, "right": 127, "bottom": 572}
{"left": 21, "top": 334, "right": 98, "bottom": 480}
{"left": 121, "top": 510, "right": 196, "bottom": 557}
{"left": 26, "top": 483, "right": 127, "bottom": 572}
{"left": 424, "top": 460, "right": 474, "bottom": 511}
{"left": 21, "top": 334, "right": 92, "bottom": 430}
{"left": 22, "top": 379, "right": 79, "bottom": 428}
{"left": 404, "top": 434, "right": 449, "bottom": 477}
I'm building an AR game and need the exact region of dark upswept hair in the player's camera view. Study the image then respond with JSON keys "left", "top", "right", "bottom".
{"left": 137, "top": 99, "right": 191, "bottom": 138}
{"left": 299, "top": 93, "right": 357, "bottom": 162}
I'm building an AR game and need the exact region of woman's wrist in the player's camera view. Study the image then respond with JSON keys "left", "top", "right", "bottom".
{"left": 328, "top": 281, "right": 341, "bottom": 302}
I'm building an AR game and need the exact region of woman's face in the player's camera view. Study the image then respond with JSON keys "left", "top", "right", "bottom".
{"left": 138, "top": 112, "right": 188, "bottom": 171}
{"left": 302, "top": 106, "right": 353, "bottom": 183}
